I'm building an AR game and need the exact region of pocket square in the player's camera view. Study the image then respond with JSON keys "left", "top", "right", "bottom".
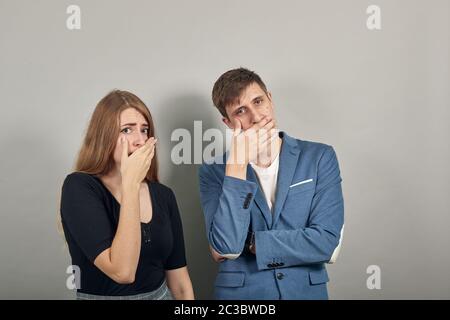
{"left": 289, "top": 179, "right": 313, "bottom": 188}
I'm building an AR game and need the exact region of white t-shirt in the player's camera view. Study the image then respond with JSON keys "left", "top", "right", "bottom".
{"left": 250, "top": 152, "right": 280, "bottom": 212}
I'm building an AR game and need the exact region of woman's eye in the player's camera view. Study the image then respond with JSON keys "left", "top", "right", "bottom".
{"left": 121, "top": 128, "right": 131, "bottom": 134}
{"left": 255, "top": 99, "right": 262, "bottom": 105}
{"left": 142, "top": 128, "right": 149, "bottom": 134}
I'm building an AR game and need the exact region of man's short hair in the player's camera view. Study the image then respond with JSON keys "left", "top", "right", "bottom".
{"left": 212, "top": 67, "right": 268, "bottom": 118}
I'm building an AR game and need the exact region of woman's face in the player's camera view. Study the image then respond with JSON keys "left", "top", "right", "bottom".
{"left": 112, "top": 108, "right": 150, "bottom": 165}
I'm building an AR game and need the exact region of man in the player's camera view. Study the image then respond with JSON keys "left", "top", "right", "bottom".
{"left": 198, "top": 68, "right": 344, "bottom": 299}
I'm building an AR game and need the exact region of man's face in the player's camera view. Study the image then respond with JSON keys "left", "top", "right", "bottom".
{"left": 223, "top": 82, "right": 276, "bottom": 131}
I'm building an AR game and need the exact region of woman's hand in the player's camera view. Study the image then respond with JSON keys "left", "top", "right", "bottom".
{"left": 120, "top": 136, "right": 156, "bottom": 187}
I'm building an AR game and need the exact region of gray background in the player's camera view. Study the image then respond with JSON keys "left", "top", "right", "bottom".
{"left": 0, "top": 0, "right": 449, "bottom": 299}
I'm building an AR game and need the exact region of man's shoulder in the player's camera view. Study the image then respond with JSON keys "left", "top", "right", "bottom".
{"left": 284, "top": 133, "right": 335, "bottom": 156}
{"left": 290, "top": 136, "right": 340, "bottom": 168}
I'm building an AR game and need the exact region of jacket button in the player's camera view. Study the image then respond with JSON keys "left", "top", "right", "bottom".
{"left": 276, "top": 272, "right": 284, "bottom": 280}
{"left": 279, "top": 262, "right": 284, "bottom": 267}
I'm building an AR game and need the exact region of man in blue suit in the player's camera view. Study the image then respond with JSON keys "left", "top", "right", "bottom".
{"left": 198, "top": 68, "right": 344, "bottom": 300}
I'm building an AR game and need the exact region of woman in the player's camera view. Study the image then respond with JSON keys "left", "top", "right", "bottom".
{"left": 60, "top": 90, "right": 194, "bottom": 299}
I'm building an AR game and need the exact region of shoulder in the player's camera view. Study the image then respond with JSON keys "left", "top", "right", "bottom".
{"left": 282, "top": 132, "right": 339, "bottom": 167}
{"left": 149, "top": 181, "right": 176, "bottom": 200}
{"left": 300, "top": 139, "right": 335, "bottom": 156}
{"left": 295, "top": 139, "right": 340, "bottom": 170}
{"left": 285, "top": 132, "right": 336, "bottom": 158}
{"left": 63, "top": 171, "right": 98, "bottom": 185}
{"left": 62, "top": 171, "right": 103, "bottom": 194}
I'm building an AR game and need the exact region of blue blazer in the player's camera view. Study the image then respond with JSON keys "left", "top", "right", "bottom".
{"left": 198, "top": 132, "right": 344, "bottom": 300}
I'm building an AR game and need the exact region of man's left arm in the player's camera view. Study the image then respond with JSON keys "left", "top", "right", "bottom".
{"left": 254, "top": 146, "right": 344, "bottom": 271}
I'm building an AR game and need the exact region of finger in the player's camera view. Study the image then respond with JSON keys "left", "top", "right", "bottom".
{"left": 258, "top": 127, "right": 278, "bottom": 148}
{"left": 252, "top": 116, "right": 269, "bottom": 131}
{"left": 258, "top": 121, "right": 276, "bottom": 143}
{"left": 232, "top": 117, "right": 242, "bottom": 136}
{"left": 132, "top": 137, "right": 156, "bottom": 156}
{"left": 143, "top": 143, "right": 156, "bottom": 158}
{"left": 261, "top": 118, "right": 275, "bottom": 131}
{"left": 209, "top": 245, "right": 226, "bottom": 263}
{"left": 141, "top": 137, "right": 156, "bottom": 151}
{"left": 120, "top": 137, "right": 129, "bottom": 163}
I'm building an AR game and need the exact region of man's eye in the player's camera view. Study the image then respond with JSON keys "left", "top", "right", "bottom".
{"left": 121, "top": 128, "right": 131, "bottom": 134}
{"left": 236, "top": 108, "right": 245, "bottom": 115}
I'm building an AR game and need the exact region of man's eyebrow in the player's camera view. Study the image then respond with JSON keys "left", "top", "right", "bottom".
{"left": 230, "top": 95, "right": 264, "bottom": 114}
{"left": 251, "top": 95, "right": 264, "bottom": 103}
{"left": 120, "top": 123, "right": 149, "bottom": 127}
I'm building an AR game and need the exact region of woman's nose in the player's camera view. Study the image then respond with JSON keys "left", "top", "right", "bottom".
{"left": 132, "top": 132, "right": 147, "bottom": 147}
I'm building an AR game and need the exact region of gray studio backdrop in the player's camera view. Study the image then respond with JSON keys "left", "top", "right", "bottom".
{"left": 0, "top": 0, "right": 449, "bottom": 299}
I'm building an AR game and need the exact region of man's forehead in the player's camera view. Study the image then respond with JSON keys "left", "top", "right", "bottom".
{"left": 228, "top": 83, "right": 266, "bottom": 109}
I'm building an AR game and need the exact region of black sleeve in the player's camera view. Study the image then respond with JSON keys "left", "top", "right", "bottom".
{"left": 164, "top": 189, "right": 187, "bottom": 270}
{"left": 60, "top": 173, "right": 114, "bottom": 262}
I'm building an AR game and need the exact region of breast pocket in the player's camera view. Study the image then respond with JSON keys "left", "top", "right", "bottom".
{"left": 283, "top": 179, "right": 316, "bottom": 227}
{"left": 288, "top": 179, "right": 315, "bottom": 195}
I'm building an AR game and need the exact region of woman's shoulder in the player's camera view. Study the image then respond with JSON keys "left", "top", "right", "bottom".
{"left": 149, "top": 181, "right": 176, "bottom": 199}
{"left": 62, "top": 171, "right": 102, "bottom": 192}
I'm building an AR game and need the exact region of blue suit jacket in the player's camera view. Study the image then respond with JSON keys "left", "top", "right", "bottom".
{"left": 198, "top": 132, "right": 344, "bottom": 300}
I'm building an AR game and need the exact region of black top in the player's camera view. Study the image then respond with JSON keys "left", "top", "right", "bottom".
{"left": 60, "top": 172, "right": 187, "bottom": 296}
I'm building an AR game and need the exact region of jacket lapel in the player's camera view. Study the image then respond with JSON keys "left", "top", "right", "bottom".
{"left": 272, "top": 132, "right": 301, "bottom": 227}
{"left": 247, "top": 166, "right": 272, "bottom": 229}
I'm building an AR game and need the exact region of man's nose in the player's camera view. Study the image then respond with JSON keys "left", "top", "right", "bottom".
{"left": 252, "top": 110, "right": 264, "bottom": 124}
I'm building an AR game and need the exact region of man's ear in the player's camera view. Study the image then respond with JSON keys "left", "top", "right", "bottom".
{"left": 222, "top": 117, "right": 234, "bottom": 129}
{"left": 267, "top": 91, "right": 275, "bottom": 110}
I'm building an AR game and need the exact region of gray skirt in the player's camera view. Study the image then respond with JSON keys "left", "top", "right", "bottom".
{"left": 76, "top": 279, "right": 173, "bottom": 300}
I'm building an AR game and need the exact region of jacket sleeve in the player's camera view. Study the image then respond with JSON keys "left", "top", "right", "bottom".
{"left": 198, "top": 164, "right": 258, "bottom": 258}
{"left": 254, "top": 146, "right": 344, "bottom": 270}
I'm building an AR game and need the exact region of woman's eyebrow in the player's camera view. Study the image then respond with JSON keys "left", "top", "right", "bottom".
{"left": 120, "top": 123, "right": 149, "bottom": 127}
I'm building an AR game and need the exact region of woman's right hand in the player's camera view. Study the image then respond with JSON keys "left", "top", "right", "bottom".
{"left": 120, "top": 136, "right": 157, "bottom": 187}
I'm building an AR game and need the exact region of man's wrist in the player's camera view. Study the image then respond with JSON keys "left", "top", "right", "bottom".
{"left": 225, "top": 163, "right": 247, "bottom": 180}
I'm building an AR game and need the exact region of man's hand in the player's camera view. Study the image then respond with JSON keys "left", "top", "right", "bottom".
{"left": 209, "top": 245, "right": 226, "bottom": 263}
{"left": 228, "top": 116, "right": 277, "bottom": 166}
{"left": 225, "top": 116, "right": 278, "bottom": 179}
{"left": 249, "top": 242, "right": 256, "bottom": 255}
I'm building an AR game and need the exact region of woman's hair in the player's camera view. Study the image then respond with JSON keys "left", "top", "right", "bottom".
{"left": 74, "top": 89, "right": 159, "bottom": 182}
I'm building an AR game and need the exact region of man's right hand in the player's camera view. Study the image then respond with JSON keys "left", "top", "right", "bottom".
{"left": 225, "top": 116, "right": 277, "bottom": 179}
